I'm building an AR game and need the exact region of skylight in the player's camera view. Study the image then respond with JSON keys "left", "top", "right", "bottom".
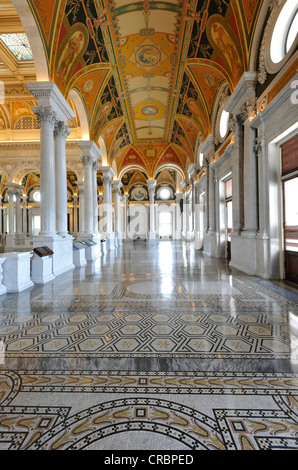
{"left": 0, "top": 33, "right": 33, "bottom": 61}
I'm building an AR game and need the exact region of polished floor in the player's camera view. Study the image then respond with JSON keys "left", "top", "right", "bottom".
{"left": 0, "top": 241, "right": 298, "bottom": 450}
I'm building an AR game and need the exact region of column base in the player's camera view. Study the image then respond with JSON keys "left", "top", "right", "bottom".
{"left": 33, "top": 235, "right": 75, "bottom": 277}
{"left": 102, "top": 233, "right": 115, "bottom": 251}
{"left": 115, "top": 233, "right": 123, "bottom": 247}
{"left": 194, "top": 231, "right": 203, "bottom": 250}
{"left": 147, "top": 231, "right": 157, "bottom": 245}
{"left": 0, "top": 259, "right": 6, "bottom": 295}
{"left": 203, "top": 231, "right": 219, "bottom": 257}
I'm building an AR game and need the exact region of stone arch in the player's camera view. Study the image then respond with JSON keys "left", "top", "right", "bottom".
{"left": 119, "top": 165, "right": 150, "bottom": 181}
{"left": 11, "top": 0, "right": 49, "bottom": 81}
{"left": 11, "top": 164, "right": 40, "bottom": 186}
{"left": 249, "top": 0, "right": 272, "bottom": 72}
{"left": 98, "top": 135, "right": 108, "bottom": 166}
{"left": 68, "top": 89, "right": 90, "bottom": 140}
{"left": 153, "top": 164, "right": 185, "bottom": 181}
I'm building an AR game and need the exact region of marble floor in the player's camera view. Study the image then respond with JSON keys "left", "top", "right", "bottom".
{"left": 0, "top": 241, "right": 298, "bottom": 450}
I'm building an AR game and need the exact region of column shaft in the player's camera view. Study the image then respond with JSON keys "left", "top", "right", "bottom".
{"left": 34, "top": 106, "right": 57, "bottom": 237}
{"left": 81, "top": 155, "right": 94, "bottom": 235}
{"left": 54, "top": 121, "right": 70, "bottom": 236}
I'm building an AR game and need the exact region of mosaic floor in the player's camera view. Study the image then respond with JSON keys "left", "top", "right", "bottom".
{"left": 0, "top": 241, "right": 298, "bottom": 451}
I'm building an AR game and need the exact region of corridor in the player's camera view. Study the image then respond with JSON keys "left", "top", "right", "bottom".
{"left": 0, "top": 241, "right": 298, "bottom": 450}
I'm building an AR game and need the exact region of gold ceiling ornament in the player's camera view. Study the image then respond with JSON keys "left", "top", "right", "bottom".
{"left": 142, "top": 0, "right": 151, "bottom": 28}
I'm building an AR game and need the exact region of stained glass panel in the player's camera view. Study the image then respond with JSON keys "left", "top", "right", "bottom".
{"left": 0, "top": 33, "right": 33, "bottom": 61}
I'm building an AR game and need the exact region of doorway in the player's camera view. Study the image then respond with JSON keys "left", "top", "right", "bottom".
{"left": 158, "top": 211, "right": 173, "bottom": 239}
{"left": 281, "top": 134, "right": 298, "bottom": 284}
{"left": 225, "top": 177, "right": 232, "bottom": 260}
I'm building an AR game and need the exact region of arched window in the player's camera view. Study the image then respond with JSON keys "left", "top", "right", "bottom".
{"left": 270, "top": 0, "right": 298, "bottom": 64}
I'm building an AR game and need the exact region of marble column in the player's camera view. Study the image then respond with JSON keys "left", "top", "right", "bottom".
{"left": 112, "top": 180, "right": 123, "bottom": 246}
{"left": 200, "top": 137, "right": 218, "bottom": 257}
{"left": 122, "top": 194, "right": 129, "bottom": 241}
{"left": 174, "top": 193, "right": 182, "bottom": 240}
{"left": 147, "top": 179, "right": 156, "bottom": 244}
{"left": 101, "top": 166, "right": 115, "bottom": 250}
{"left": 224, "top": 72, "right": 258, "bottom": 275}
{"left": 54, "top": 121, "right": 71, "bottom": 237}
{"left": 76, "top": 182, "right": 85, "bottom": 234}
{"left": 33, "top": 106, "right": 58, "bottom": 237}
{"left": 4, "top": 183, "right": 24, "bottom": 248}
{"left": 28, "top": 81, "right": 76, "bottom": 277}
{"left": 7, "top": 189, "right": 15, "bottom": 235}
{"left": 22, "top": 195, "right": 28, "bottom": 235}
{"left": 72, "top": 195, "right": 78, "bottom": 234}
{"left": 194, "top": 185, "right": 203, "bottom": 250}
{"left": 15, "top": 190, "right": 22, "bottom": 235}
{"left": 92, "top": 160, "right": 99, "bottom": 234}
{"left": 81, "top": 154, "right": 95, "bottom": 236}
{"left": 182, "top": 190, "right": 187, "bottom": 240}
{"left": 78, "top": 141, "right": 101, "bottom": 240}
{"left": 0, "top": 197, "right": 2, "bottom": 235}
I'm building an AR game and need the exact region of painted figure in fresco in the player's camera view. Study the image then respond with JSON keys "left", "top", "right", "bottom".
{"left": 93, "top": 102, "right": 112, "bottom": 137}
{"left": 57, "top": 32, "right": 84, "bottom": 82}
{"left": 93, "top": 7, "right": 111, "bottom": 28}
{"left": 211, "top": 23, "right": 242, "bottom": 75}
{"left": 183, "top": 3, "right": 201, "bottom": 23}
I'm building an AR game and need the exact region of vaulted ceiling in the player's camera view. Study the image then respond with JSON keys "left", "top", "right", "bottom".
{"left": 1, "top": 0, "right": 264, "bottom": 178}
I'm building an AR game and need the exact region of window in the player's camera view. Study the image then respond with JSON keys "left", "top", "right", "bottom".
{"left": 270, "top": 0, "right": 297, "bottom": 64}
{"left": 32, "top": 215, "right": 40, "bottom": 236}
{"left": 159, "top": 188, "right": 171, "bottom": 200}
{"left": 32, "top": 191, "right": 41, "bottom": 202}
{"left": 159, "top": 212, "right": 172, "bottom": 237}
{"left": 225, "top": 178, "right": 233, "bottom": 241}
{"left": 219, "top": 110, "right": 229, "bottom": 139}
{"left": 0, "top": 33, "right": 33, "bottom": 61}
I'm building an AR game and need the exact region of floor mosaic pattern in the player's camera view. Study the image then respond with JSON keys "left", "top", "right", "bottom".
{"left": 0, "top": 242, "right": 298, "bottom": 450}
{"left": 0, "top": 370, "right": 297, "bottom": 450}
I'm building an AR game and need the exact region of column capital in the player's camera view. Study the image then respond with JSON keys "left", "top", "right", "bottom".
{"left": 76, "top": 181, "right": 84, "bottom": 193}
{"left": 33, "top": 105, "right": 58, "bottom": 130}
{"left": 80, "top": 154, "right": 95, "bottom": 168}
{"left": 225, "top": 72, "right": 257, "bottom": 116}
{"left": 54, "top": 121, "right": 71, "bottom": 139}
{"left": 112, "top": 180, "right": 123, "bottom": 194}
{"left": 78, "top": 140, "right": 101, "bottom": 161}
{"left": 26, "top": 81, "right": 75, "bottom": 122}
{"left": 4, "top": 183, "right": 24, "bottom": 196}
{"left": 100, "top": 166, "right": 115, "bottom": 181}
{"left": 146, "top": 179, "right": 156, "bottom": 192}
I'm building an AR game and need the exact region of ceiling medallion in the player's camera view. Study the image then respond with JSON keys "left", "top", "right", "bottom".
{"left": 135, "top": 44, "right": 161, "bottom": 68}
{"left": 141, "top": 105, "right": 159, "bottom": 116}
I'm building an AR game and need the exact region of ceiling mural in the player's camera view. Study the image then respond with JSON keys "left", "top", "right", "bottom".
{"left": 21, "top": 0, "right": 264, "bottom": 177}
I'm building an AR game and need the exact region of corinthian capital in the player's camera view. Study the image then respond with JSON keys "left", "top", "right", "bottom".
{"left": 80, "top": 154, "right": 94, "bottom": 167}
{"left": 54, "top": 121, "right": 71, "bottom": 139}
{"left": 33, "top": 106, "right": 58, "bottom": 130}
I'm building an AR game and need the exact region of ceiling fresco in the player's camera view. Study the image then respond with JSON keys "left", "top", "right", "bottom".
{"left": 23, "top": 0, "right": 263, "bottom": 177}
